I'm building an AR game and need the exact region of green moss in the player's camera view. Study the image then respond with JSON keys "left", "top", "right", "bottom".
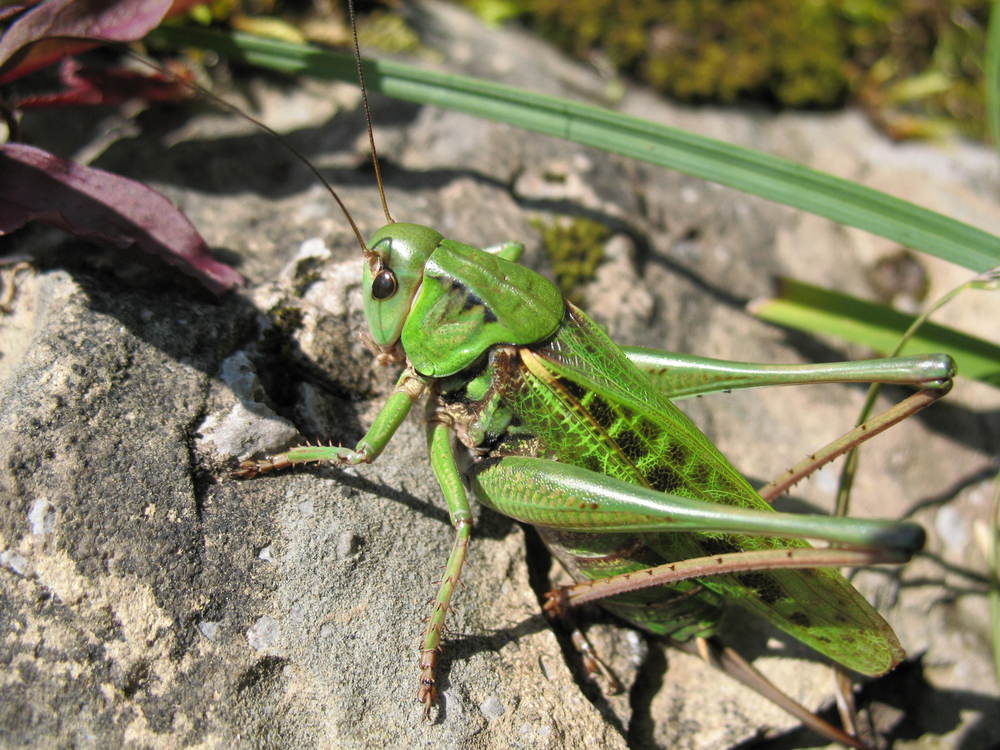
{"left": 264, "top": 302, "right": 305, "bottom": 358}
{"left": 291, "top": 269, "right": 321, "bottom": 298}
{"left": 456, "top": 0, "right": 990, "bottom": 138}
{"left": 532, "top": 216, "right": 609, "bottom": 305}
{"left": 356, "top": 9, "right": 423, "bottom": 55}
{"left": 267, "top": 302, "right": 304, "bottom": 330}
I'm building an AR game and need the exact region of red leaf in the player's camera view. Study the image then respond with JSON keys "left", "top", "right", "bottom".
{"left": 0, "top": 142, "right": 244, "bottom": 295}
{"left": 0, "top": 0, "right": 201, "bottom": 83}
{"left": 15, "top": 57, "right": 193, "bottom": 108}
{"left": 0, "top": 5, "right": 33, "bottom": 24}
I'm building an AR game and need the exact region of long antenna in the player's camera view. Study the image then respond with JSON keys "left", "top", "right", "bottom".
{"left": 347, "top": 0, "right": 394, "bottom": 225}
{"left": 126, "top": 55, "right": 375, "bottom": 253}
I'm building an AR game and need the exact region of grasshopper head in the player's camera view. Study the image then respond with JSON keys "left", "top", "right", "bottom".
{"left": 362, "top": 222, "right": 443, "bottom": 350}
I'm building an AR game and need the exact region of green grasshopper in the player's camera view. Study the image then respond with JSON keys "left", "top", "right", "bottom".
{"left": 233, "top": 4, "right": 954, "bottom": 745}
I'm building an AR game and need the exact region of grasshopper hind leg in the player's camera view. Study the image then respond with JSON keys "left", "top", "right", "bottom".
{"left": 540, "top": 596, "right": 625, "bottom": 697}
{"left": 674, "top": 637, "right": 873, "bottom": 750}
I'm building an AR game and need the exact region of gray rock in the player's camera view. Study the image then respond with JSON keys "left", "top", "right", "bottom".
{"left": 1, "top": 1, "right": 996, "bottom": 748}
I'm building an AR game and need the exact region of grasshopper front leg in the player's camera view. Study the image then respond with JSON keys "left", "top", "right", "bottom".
{"left": 234, "top": 370, "right": 474, "bottom": 719}
{"left": 419, "top": 420, "right": 475, "bottom": 719}
{"left": 232, "top": 369, "right": 427, "bottom": 476}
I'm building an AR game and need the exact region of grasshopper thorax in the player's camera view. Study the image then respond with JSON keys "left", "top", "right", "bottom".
{"left": 361, "top": 222, "right": 565, "bottom": 379}
{"left": 362, "top": 222, "right": 443, "bottom": 349}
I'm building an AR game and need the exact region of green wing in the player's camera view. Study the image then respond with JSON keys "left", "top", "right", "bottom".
{"left": 504, "top": 304, "right": 903, "bottom": 675}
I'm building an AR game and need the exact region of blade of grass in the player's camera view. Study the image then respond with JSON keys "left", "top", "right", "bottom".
{"left": 748, "top": 278, "right": 1000, "bottom": 386}
{"left": 832, "top": 269, "right": 998, "bottom": 517}
{"left": 987, "top": 0, "right": 1000, "bottom": 155}
{"left": 148, "top": 26, "right": 1000, "bottom": 273}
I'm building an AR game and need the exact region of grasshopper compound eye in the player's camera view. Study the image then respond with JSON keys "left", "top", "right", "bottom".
{"left": 371, "top": 269, "right": 398, "bottom": 299}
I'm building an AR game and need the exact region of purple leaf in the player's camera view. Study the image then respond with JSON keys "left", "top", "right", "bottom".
{"left": 0, "top": 0, "right": 191, "bottom": 82}
{"left": 15, "top": 57, "right": 193, "bottom": 108}
{"left": 0, "top": 5, "right": 30, "bottom": 24}
{"left": 0, "top": 142, "right": 244, "bottom": 295}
